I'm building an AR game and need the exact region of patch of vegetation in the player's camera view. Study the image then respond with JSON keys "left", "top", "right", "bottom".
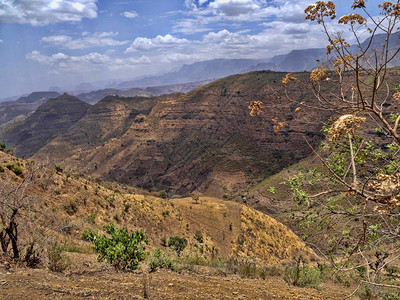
{"left": 194, "top": 230, "right": 203, "bottom": 243}
{"left": 284, "top": 263, "right": 321, "bottom": 288}
{"left": 48, "top": 242, "right": 70, "bottom": 272}
{"left": 54, "top": 164, "right": 63, "bottom": 173}
{"left": 6, "top": 162, "right": 23, "bottom": 175}
{"left": 159, "top": 190, "right": 167, "bottom": 199}
{"left": 168, "top": 236, "right": 187, "bottom": 256}
{"left": 148, "top": 248, "right": 172, "bottom": 271}
{"left": 86, "top": 223, "right": 147, "bottom": 270}
{"left": 86, "top": 212, "right": 96, "bottom": 224}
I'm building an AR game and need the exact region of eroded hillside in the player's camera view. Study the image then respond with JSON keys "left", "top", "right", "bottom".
{"left": 0, "top": 150, "right": 316, "bottom": 264}
{"left": 32, "top": 71, "right": 334, "bottom": 196}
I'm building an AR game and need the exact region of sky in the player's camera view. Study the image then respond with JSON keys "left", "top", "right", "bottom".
{"left": 0, "top": 0, "right": 383, "bottom": 99}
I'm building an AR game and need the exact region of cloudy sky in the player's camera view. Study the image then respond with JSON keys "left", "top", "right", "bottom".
{"left": 0, "top": 0, "right": 382, "bottom": 98}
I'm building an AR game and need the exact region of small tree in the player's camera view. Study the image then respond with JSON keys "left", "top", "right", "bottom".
{"left": 168, "top": 236, "right": 187, "bottom": 256}
{"left": 86, "top": 223, "right": 148, "bottom": 270}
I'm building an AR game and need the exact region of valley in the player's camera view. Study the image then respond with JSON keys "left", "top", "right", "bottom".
{"left": 1, "top": 3, "right": 400, "bottom": 297}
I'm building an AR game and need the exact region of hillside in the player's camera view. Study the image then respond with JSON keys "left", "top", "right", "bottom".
{"left": 33, "top": 71, "right": 333, "bottom": 196}
{"left": 0, "top": 94, "right": 90, "bottom": 157}
{"left": 0, "top": 150, "right": 316, "bottom": 263}
{"left": 0, "top": 91, "right": 60, "bottom": 126}
{"left": 0, "top": 150, "right": 359, "bottom": 299}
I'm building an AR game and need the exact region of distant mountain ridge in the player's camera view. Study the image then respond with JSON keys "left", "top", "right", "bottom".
{"left": 75, "top": 80, "right": 211, "bottom": 104}
{"left": 0, "top": 91, "right": 60, "bottom": 126}
{"left": 117, "top": 59, "right": 262, "bottom": 90}
{"left": 0, "top": 94, "right": 89, "bottom": 157}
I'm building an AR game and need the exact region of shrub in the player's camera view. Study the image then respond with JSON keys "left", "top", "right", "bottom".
{"left": 86, "top": 223, "right": 147, "bottom": 270}
{"left": 86, "top": 213, "right": 96, "bottom": 224}
{"left": 159, "top": 190, "right": 167, "bottom": 199}
{"left": 284, "top": 264, "right": 321, "bottom": 288}
{"left": 54, "top": 165, "right": 63, "bottom": 173}
{"left": 168, "top": 236, "right": 187, "bottom": 256}
{"left": 385, "top": 265, "right": 400, "bottom": 277}
{"left": 148, "top": 248, "right": 172, "bottom": 271}
{"left": 6, "top": 163, "right": 23, "bottom": 175}
{"left": 194, "top": 230, "right": 203, "bottom": 243}
{"left": 0, "top": 142, "right": 5, "bottom": 151}
{"left": 48, "top": 242, "right": 70, "bottom": 272}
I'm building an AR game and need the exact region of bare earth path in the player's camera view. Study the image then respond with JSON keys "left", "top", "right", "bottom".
{"left": 0, "top": 254, "right": 354, "bottom": 300}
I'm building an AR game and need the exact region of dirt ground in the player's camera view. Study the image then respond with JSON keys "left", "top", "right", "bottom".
{"left": 0, "top": 253, "right": 355, "bottom": 300}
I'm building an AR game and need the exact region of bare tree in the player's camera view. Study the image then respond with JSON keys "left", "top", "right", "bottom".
{"left": 0, "top": 158, "right": 53, "bottom": 265}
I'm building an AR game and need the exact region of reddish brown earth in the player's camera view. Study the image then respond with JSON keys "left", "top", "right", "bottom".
{"left": 0, "top": 254, "right": 354, "bottom": 300}
{"left": 31, "top": 71, "right": 332, "bottom": 196}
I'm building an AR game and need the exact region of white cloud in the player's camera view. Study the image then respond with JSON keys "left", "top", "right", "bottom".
{"left": 41, "top": 32, "right": 129, "bottom": 49}
{"left": 126, "top": 34, "right": 190, "bottom": 52}
{"left": 175, "top": 0, "right": 314, "bottom": 34}
{"left": 121, "top": 10, "right": 138, "bottom": 18}
{"left": 0, "top": 39, "right": 3, "bottom": 43}
{"left": 0, "top": 0, "right": 97, "bottom": 26}
{"left": 26, "top": 50, "right": 150, "bottom": 67}
{"left": 209, "top": 0, "right": 261, "bottom": 17}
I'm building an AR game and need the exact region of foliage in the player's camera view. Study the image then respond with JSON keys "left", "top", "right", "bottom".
{"left": 284, "top": 263, "right": 322, "bottom": 288}
{"left": 0, "top": 142, "right": 6, "bottom": 152}
{"left": 6, "top": 162, "right": 23, "bottom": 175}
{"left": 148, "top": 248, "right": 172, "bottom": 271}
{"left": 194, "top": 230, "right": 203, "bottom": 243}
{"left": 85, "top": 223, "right": 148, "bottom": 270}
{"left": 249, "top": 0, "right": 400, "bottom": 294}
{"left": 54, "top": 165, "right": 63, "bottom": 173}
{"left": 168, "top": 236, "right": 187, "bottom": 256}
{"left": 47, "top": 242, "right": 70, "bottom": 272}
{"left": 158, "top": 190, "right": 167, "bottom": 199}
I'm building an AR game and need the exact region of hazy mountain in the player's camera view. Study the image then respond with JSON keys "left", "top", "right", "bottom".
{"left": 117, "top": 59, "right": 262, "bottom": 89}
{"left": 258, "top": 31, "right": 400, "bottom": 72}
{"left": 0, "top": 91, "right": 60, "bottom": 126}
{"left": 0, "top": 93, "right": 89, "bottom": 157}
{"left": 75, "top": 81, "right": 210, "bottom": 104}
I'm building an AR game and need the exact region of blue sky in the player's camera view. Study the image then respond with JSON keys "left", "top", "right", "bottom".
{"left": 0, "top": 0, "right": 382, "bottom": 98}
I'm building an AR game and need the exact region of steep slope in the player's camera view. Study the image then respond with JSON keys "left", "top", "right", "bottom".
{"left": 0, "top": 94, "right": 90, "bottom": 157}
{"left": 36, "top": 71, "right": 332, "bottom": 196}
{"left": 0, "top": 150, "right": 316, "bottom": 264}
{"left": 33, "top": 94, "right": 166, "bottom": 161}
{"left": 0, "top": 91, "right": 60, "bottom": 125}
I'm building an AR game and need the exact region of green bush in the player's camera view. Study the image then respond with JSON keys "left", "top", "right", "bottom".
{"left": 54, "top": 165, "right": 63, "bottom": 173}
{"left": 0, "top": 142, "right": 5, "bottom": 152}
{"left": 48, "top": 242, "right": 70, "bottom": 272}
{"left": 194, "top": 230, "right": 203, "bottom": 243}
{"left": 148, "top": 248, "right": 172, "bottom": 271}
{"left": 86, "top": 223, "right": 147, "bottom": 270}
{"left": 159, "top": 190, "right": 167, "bottom": 199}
{"left": 284, "top": 264, "right": 321, "bottom": 288}
{"left": 6, "top": 162, "right": 23, "bottom": 175}
{"left": 168, "top": 236, "right": 187, "bottom": 256}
